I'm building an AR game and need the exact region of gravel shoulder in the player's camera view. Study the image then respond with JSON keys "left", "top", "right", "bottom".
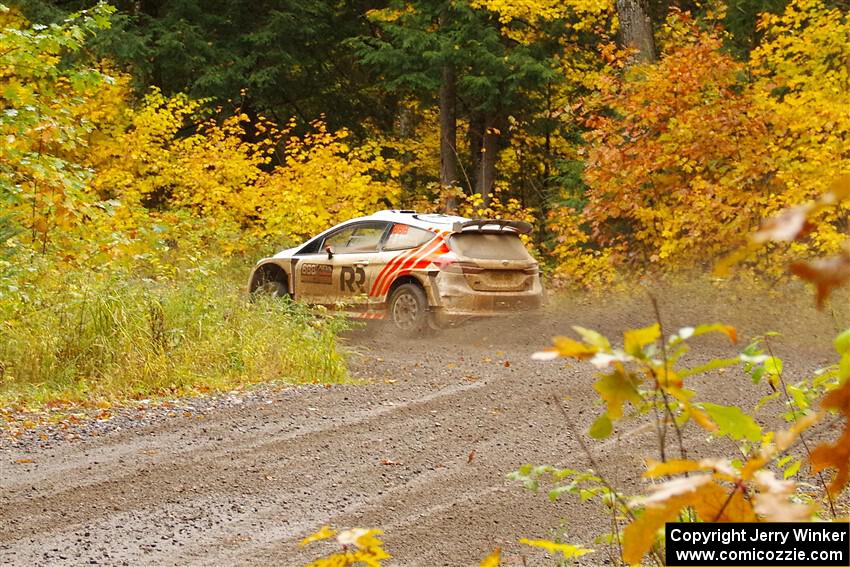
{"left": 0, "top": 286, "right": 840, "bottom": 566}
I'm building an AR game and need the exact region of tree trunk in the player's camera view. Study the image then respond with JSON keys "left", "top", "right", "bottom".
{"left": 469, "top": 112, "right": 484, "bottom": 200}
{"left": 474, "top": 113, "right": 499, "bottom": 209}
{"left": 616, "top": 0, "right": 656, "bottom": 63}
{"left": 439, "top": 64, "right": 459, "bottom": 210}
{"left": 396, "top": 104, "right": 416, "bottom": 197}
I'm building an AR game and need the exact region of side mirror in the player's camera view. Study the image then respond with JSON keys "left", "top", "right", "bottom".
{"left": 325, "top": 245, "right": 334, "bottom": 259}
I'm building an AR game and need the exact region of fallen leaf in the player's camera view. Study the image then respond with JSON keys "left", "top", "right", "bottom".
{"left": 468, "top": 450, "right": 476, "bottom": 464}
{"left": 15, "top": 458, "right": 33, "bottom": 464}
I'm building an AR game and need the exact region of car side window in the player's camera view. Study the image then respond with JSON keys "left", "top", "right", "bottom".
{"left": 297, "top": 238, "right": 322, "bottom": 255}
{"left": 383, "top": 224, "right": 435, "bottom": 251}
{"left": 323, "top": 222, "right": 389, "bottom": 254}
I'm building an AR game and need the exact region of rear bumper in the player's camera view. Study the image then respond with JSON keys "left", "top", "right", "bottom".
{"left": 428, "top": 271, "right": 544, "bottom": 317}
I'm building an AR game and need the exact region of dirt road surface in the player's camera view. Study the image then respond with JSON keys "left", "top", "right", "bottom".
{"left": 1, "top": 287, "right": 840, "bottom": 566}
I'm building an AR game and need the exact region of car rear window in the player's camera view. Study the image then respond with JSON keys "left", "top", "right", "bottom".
{"left": 448, "top": 233, "right": 533, "bottom": 261}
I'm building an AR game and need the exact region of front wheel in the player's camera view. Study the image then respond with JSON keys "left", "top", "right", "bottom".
{"left": 253, "top": 279, "right": 288, "bottom": 298}
{"left": 388, "top": 283, "right": 428, "bottom": 335}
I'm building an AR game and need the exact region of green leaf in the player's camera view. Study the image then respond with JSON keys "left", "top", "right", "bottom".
{"left": 787, "top": 385, "right": 808, "bottom": 411}
{"left": 764, "top": 356, "right": 783, "bottom": 376}
{"left": 701, "top": 403, "right": 763, "bottom": 442}
{"left": 783, "top": 459, "right": 802, "bottom": 479}
{"left": 679, "top": 357, "right": 741, "bottom": 379}
{"left": 589, "top": 414, "right": 613, "bottom": 439}
{"left": 594, "top": 370, "right": 642, "bottom": 420}
{"left": 671, "top": 323, "right": 737, "bottom": 346}
{"left": 840, "top": 353, "right": 850, "bottom": 381}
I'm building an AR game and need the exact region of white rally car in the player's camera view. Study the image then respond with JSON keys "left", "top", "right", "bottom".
{"left": 248, "top": 210, "right": 543, "bottom": 332}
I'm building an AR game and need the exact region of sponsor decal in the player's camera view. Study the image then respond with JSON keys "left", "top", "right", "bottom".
{"left": 301, "top": 263, "right": 333, "bottom": 285}
{"left": 369, "top": 231, "right": 451, "bottom": 297}
{"left": 340, "top": 266, "right": 367, "bottom": 292}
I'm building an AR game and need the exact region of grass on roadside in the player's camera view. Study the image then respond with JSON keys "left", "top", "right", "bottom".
{"left": 0, "top": 261, "right": 349, "bottom": 409}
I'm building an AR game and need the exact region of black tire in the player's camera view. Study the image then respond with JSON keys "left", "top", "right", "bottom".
{"left": 253, "top": 279, "right": 288, "bottom": 298}
{"left": 388, "top": 283, "right": 429, "bottom": 335}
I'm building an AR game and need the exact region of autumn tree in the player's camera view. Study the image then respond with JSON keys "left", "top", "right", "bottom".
{"left": 617, "top": 0, "right": 657, "bottom": 61}
{"left": 355, "top": 0, "right": 563, "bottom": 207}
{"left": 17, "top": 0, "right": 391, "bottom": 133}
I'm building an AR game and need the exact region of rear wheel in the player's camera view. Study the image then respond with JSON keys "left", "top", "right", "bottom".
{"left": 388, "top": 283, "right": 428, "bottom": 335}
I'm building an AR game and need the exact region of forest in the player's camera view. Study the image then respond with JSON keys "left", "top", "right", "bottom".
{"left": 2, "top": 0, "right": 850, "bottom": 565}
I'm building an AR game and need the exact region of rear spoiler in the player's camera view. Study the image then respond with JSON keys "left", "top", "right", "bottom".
{"left": 450, "top": 219, "right": 532, "bottom": 235}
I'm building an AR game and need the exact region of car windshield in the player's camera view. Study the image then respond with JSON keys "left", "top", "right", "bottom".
{"left": 448, "top": 232, "right": 533, "bottom": 261}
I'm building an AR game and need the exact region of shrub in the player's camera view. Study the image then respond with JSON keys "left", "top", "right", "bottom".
{"left": 0, "top": 257, "right": 348, "bottom": 408}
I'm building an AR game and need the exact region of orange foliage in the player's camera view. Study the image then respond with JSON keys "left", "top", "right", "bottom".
{"left": 582, "top": 21, "right": 774, "bottom": 267}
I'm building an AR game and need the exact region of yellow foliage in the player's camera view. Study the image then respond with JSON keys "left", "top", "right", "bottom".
{"left": 546, "top": 206, "right": 619, "bottom": 288}
{"left": 87, "top": 91, "right": 401, "bottom": 256}
{"left": 471, "top": 0, "right": 615, "bottom": 41}
{"left": 519, "top": 538, "right": 594, "bottom": 560}
{"left": 301, "top": 526, "right": 337, "bottom": 546}
{"left": 302, "top": 527, "right": 391, "bottom": 567}
{"left": 251, "top": 123, "right": 401, "bottom": 242}
{"left": 1, "top": 7, "right": 401, "bottom": 264}
{"left": 749, "top": 0, "right": 850, "bottom": 257}
{"left": 560, "top": 1, "right": 850, "bottom": 283}
{"left": 479, "top": 547, "right": 501, "bottom": 567}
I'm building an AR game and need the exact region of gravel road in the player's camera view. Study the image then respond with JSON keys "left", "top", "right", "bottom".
{"left": 0, "top": 287, "right": 840, "bottom": 566}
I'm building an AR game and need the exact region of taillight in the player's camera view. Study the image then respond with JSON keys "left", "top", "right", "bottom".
{"left": 436, "top": 258, "right": 484, "bottom": 274}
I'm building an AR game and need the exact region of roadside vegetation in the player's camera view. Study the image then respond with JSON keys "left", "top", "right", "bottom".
{"left": 3, "top": 0, "right": 850, "bottom": 565}
{"left": 0, "top": 257, "right": 348, "bottom": 408}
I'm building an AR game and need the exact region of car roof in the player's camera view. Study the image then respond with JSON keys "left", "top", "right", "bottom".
{"left": 355, "top": 210, "right": 471, "bottom": 231}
